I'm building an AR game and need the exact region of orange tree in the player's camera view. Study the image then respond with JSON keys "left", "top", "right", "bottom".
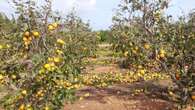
{"left": 111, "top": 0, "right": 169, "bottom": 68}
{"left": 159, "top": 15, "right": 195, "bottom": 107}
{"left": 62, "top": 10, "right": 97, "bottom": 58}
{"left": 111, "top": 0, "right": 195, "bottom": 108}
{"left": 0, "top": 0, "right": 97, "bottom": 109}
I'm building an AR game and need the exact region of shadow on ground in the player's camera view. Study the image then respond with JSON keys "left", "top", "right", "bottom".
{"left": 65, "top": 80, "right": 177, "bottom": 110}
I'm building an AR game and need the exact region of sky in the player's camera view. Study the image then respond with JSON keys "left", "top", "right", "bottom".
{"left": 0, "top": 0, "right": 195, "bottom": 30}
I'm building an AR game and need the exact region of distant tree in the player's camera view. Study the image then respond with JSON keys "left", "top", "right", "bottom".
{"left": 96, "top": 30, "right": 111, "bottom": 42}
{"left": 0, "top": 13, "right": 15, "bottom": 34}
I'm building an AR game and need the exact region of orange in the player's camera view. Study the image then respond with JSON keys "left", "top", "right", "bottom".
{"left": 160, "top": 49, "right": 165, "bottom": 54}
{"left": 24, "top": 31, "right": 30, "bottom": 37}
{"left": 53, "top": 57, "right": 61, "bottom": 63}
{"left": 124, "top": 51, "right": 128, "bottom": 57}
{"left": 48, "top": 24, "right": 55, "bottom": 31}
{"left": 191, "top": 95, "right": 195, "bottom": 100}
{"left": 159, "top": 53, "right": 165, "bottom": 58}
{"left": 144, "top": 44, "right": 150, "bottom": 49}
{"left": 175, "top": 74, "right": 180, "bottom": 80}
{"left": 32, "top": 31, "right": 40, "bottom": 38}
{"left": 57, "top": 39, "right": 65, "bottom": 45}
{"left": 11, "top": 75, "right": 16, "bottom": 79}
{"left": 52, "top": 23, "right": 58, "bottom": 28}
{"left": 18, "top": 104, "right": 25, "bottom": 110}
{"left": 21, "top": 90, "right": 27, "bottom": 95}
{"left": 23, "top": 37, "right": 28, "bottom": 42}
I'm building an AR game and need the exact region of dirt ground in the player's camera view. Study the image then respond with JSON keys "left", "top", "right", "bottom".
{"left": 64, "top": 44, "right": 178, "bottom": 110}
{"left": 64, "top": 82, "right": 176, "bottom": 110}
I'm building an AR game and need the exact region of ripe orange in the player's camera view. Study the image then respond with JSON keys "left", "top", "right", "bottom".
{"left": 124, "top": 51, "right": 128, "bottom": 57}
{"left": 24, "top": 31, "right": 30, "bottom": 37}
{"left": 48, "top": 24, "right": 55, "bottom": 31}
{"left": 159, "top": 53, "right": 165, "bottom": 58}
{"left": 23, "top": 37, "right": 28, "bottom": 42}
{"left": 175, "top": 74, "right": 180, "bottom": 80}
{"left": 144, "top": 44, "right": 150, "bottom": 49}
{"left": 160, "top": 49, "right": 165, "bottom": 54}
{"left": 52, "top": 23, "right": 58, "bottom": 28}
{"left": 53, "top": 57, "right": 61, "bottom": 63}
{"left": 24, "top": 41, "right": 31, "bottom": 46}
{"left": 21, "top": 90, "right": 27, "bottom": 95}
{"left": 135, "top": 46, "right": 139, "bottom": 51}
{"left": 44, "top": 106, "right": 49, "bottom": 110}
{"left": 11, "top": 75, "right": 16, "bottom": 79}
{"left": 18, "top": 104, "right": 25, "bottom": 110}
{"left": 0, "top": 74, "right": 4, "bottom": 80}
{"left": 32, "top": 31, "right": 40, "bottom": 38}
{"left": 191, "top": 95, "right": 195, "bottom": 100}
{"left": 57, "top": 39, "right": 65, "bottom": 45}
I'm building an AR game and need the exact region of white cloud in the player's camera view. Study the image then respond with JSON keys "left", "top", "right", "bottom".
{"left": 53, "top": 0, "right": 97, "bottom": 13}
{"left": 0, "top": 1, "right": 14, "bottom": 17}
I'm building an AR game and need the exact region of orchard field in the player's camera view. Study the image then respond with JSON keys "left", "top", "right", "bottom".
{"left": 0, "top": 0, "right": 195, "bottom": 110}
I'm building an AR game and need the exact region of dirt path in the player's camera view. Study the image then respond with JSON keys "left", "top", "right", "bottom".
{"left": 64, "top": 43, "right": 176, "bottom": 110}
{"left": 65, "top": 83, "right": 175, "bottom": 110}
